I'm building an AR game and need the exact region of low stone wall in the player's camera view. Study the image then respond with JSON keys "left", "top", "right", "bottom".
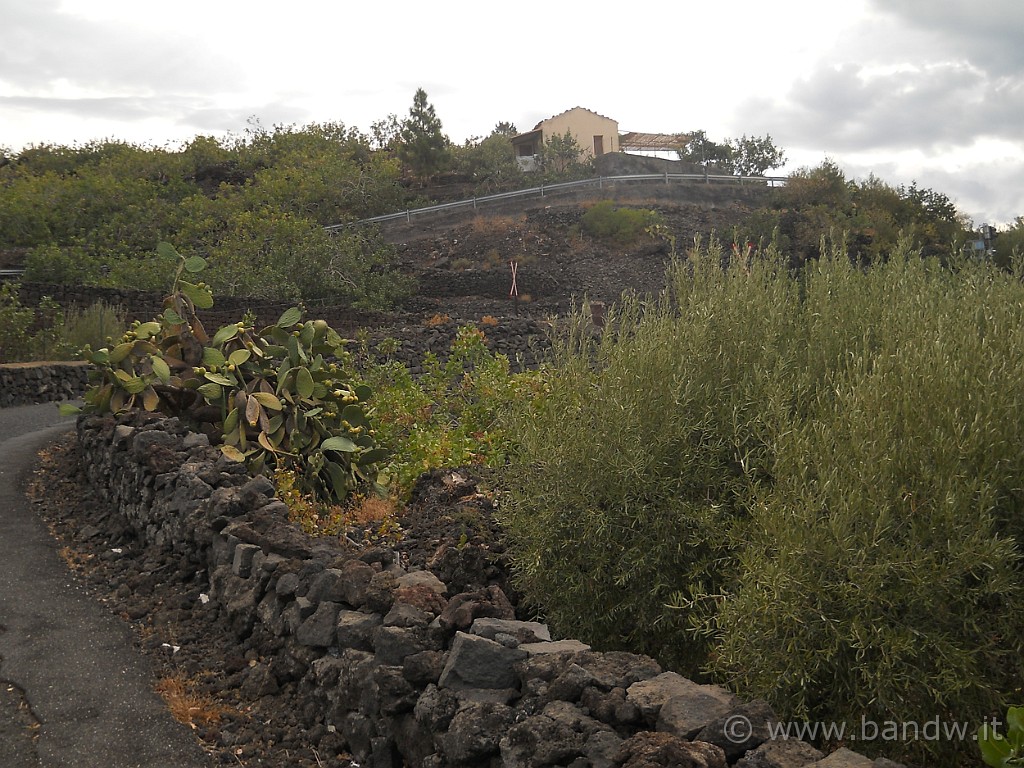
{"left": 75, "top": 411, "right": 893, "bottom": 768}
{"left": 16, "top": 281, "right": 393, "bottom": 334}
{"left": 0, "top": 361, "right": 89, "bottom": 408}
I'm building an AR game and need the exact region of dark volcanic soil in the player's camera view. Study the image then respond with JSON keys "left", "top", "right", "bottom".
{"left": 386, "top": 201, "right": 759, "bottom": 317}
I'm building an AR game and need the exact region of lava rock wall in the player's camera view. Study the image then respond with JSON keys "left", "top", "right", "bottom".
{"left": 74, "top": 412, "right": 892, "bottom": 768}
{"left": 0, "top": 362, "right": 89, "bottom": 407}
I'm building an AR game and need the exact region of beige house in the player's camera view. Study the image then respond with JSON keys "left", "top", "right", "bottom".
{"left": 510, "top": 107, "right": 619, "bottom": 171}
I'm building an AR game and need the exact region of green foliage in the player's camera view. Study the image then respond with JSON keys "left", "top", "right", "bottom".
{"left": 72, "top": 243, "right": 382, "bottom": 504}
{"left": 994, "top": 217, "right": 1024, "bottom": 270}
{"left": 0, "top": 284, "right": 83, "bottom": 362}
{"left": 200, "top": 208, "right": 411, "bottom": 306}
{"left": 0, "top": 125, "right": 407, "bottom": 307}
{"left": 677, "top": 130, "right": 733, "bottom": 171}
{"left": 499, "top": 245, "right": 793, "bottom": 670}
{"left": 979, "top": 707, "right": 1024, "bottom": 767}
{"left": 742, "top": 160, "right": 970, "bottom": 266}
{"left": 677, "top": 131, "right": 785, "bottom": 176}
{"left": 580, "top": 201, "right": 663, "bottom": 244}
{"left": 730, "top": 134, "right": 786, "bottom": 176}
{"left": 0, "top": 283, "right": 40, "bottom": 362}
{"left": 450, "top": 129, "right": 524, "bottom": 193}
{"left": 536, "top": 130, "right": 593, "bottom": 180}
{"left": 499, "top": 239, "right": 1024, "bottom": 766}
{"left": 356, "top": 324, "right": 537, "bottom": 498}
{"left": 399, "top": 88, "right": 450, "bottom": 179}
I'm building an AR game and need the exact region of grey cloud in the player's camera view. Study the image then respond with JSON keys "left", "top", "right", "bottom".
{"left": 840, "top": 153, "right": 1024, "bottom": 226}
{"left": 2, "top": 94, "right": 179, "bottom": 122}
{"left": 870, "top": 0, "right": 1024, "bottom": 76}
{"left": 749, "top": 61, "right": 1024, "bottom": 154}
{"left": 179, "top": 102, "right": 315, "bottom": 134}
{"left": 0, "top": 0, "right": 244, "bottom": 94}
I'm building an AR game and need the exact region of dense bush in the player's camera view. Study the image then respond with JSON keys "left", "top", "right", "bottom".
{"left": 580, "top": 200, "right": 663, "bottom": 244}
{"left": 353, "top": 323, "right": 539, "bottom": 499}
{"left": 499, "top": 240, "right": 796, "bottom": 669}
{"left": 739, "top": 160, "right": 970, "bottom": 266}
{"left": 1, "top": 126, "right": 411, "bottom": 308}
{"left": 0, "top": 283, "right": 44, "bottom": 362}
{"left": 499, "top": 238, "right": 1024, "bottom": 765}
{"left": 707, "top": 246, "right": 1024, "bottom": 764}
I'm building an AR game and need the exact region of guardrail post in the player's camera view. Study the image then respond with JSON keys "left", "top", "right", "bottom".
{"left": 406, "top": 209, "right": 411, "bottom": 222}
{"left": 540, "top": 182, "right": 544, "bottom": 198}
{"left": 664, "top": 172, "right": 669, "bottom": 185}
{"left": 473, "top": 197, "right": 477, "bottom": 210}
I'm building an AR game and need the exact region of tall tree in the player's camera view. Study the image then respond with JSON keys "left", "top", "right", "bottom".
{"left": 492, "top": 121, "right": 518, "bottom": 137}
{"left": 730, "top": 134, "right": 786, "bottom": 177}
{"left": 398, "top": 88, "right": 449, "bottom": 179}
{"left": 677, "top": 130, "right": 734, "bottom": 173}
{"left": 677, "top": 131, "right": 786, "bottom": 176}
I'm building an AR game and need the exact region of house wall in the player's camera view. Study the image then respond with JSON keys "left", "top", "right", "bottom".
{"left": 541, "top": 108, "right": 619, "bottom": 159}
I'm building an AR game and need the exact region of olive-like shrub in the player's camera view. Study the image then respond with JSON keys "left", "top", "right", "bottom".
{"left": 500, "top": 237, "right": 1024, "bottom": 767}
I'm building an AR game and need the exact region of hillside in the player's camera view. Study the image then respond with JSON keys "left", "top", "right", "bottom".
{"left": 381, "top": 198, "right": 763, "bottom": 319}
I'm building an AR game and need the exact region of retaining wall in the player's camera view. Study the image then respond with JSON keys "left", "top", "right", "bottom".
{"left": 72, "top": 411, "right": 895, "bottom": 768}
{"left": 0, "top": 361, "right": 89, "bottom": 408}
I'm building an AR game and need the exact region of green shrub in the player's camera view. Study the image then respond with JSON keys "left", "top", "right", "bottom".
{"left": 355, "top": 323, "right": 537, "bottom": 498}
{"left": 499, "top": 238, "right": 1024, "bottom": 766}
{"left": 0, "top": 283, "right": 37, "bottom": 362}
{"left": 499, "top": 240, "right": 800, "bottom": 670}
{"left": 580, "top": 200, "right": 663, "bottom": 244}
{"left": 706, "top": 247, "right": 1024, "bottom": 765}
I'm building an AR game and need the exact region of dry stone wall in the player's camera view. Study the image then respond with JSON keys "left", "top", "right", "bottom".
{"left": 0, "top": 361, "right": 89, "bottom": 407}
{"left": 73, "top": 411, "right": 897, "bottom": 768}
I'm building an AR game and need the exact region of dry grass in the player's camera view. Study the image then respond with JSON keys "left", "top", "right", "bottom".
{"left": 424, "top": 312, "right": 451, "bottom": 327}
{"left": 469, "top": 214, "right": 525, "bottom": 237}
{"left": 155, "top": 673, "right": 232, "bottom": 728}
{"left": 346, "top": 495, "right": 398, "bottom": 526}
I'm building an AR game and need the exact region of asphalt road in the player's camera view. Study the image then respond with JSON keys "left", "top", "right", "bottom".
{"left": 0, "top": 403, "right": 211, "bottom": 768}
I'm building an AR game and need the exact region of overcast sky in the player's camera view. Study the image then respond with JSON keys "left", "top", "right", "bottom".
{"left": 2, "top": 0, "right": 1021, "bottom": 227}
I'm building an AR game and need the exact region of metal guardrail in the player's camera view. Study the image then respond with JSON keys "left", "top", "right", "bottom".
{"left": 0, "top": 268, "right": 25, "bottom": 279}
{"left": 325, "top": 172, "right": 785, "bottom": 232}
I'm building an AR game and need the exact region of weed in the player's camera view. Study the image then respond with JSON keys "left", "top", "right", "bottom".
{"left": 59, "top": 300, "right": 126, "bottom": 357}
{"left": 469, "top": 214, "right": 525, "bottom": 237}
{"left": 424, "top": 313, "right": 451, "bottom": 328}
{"left": 155, "top": 673, "right": 232, "bottom": 728}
